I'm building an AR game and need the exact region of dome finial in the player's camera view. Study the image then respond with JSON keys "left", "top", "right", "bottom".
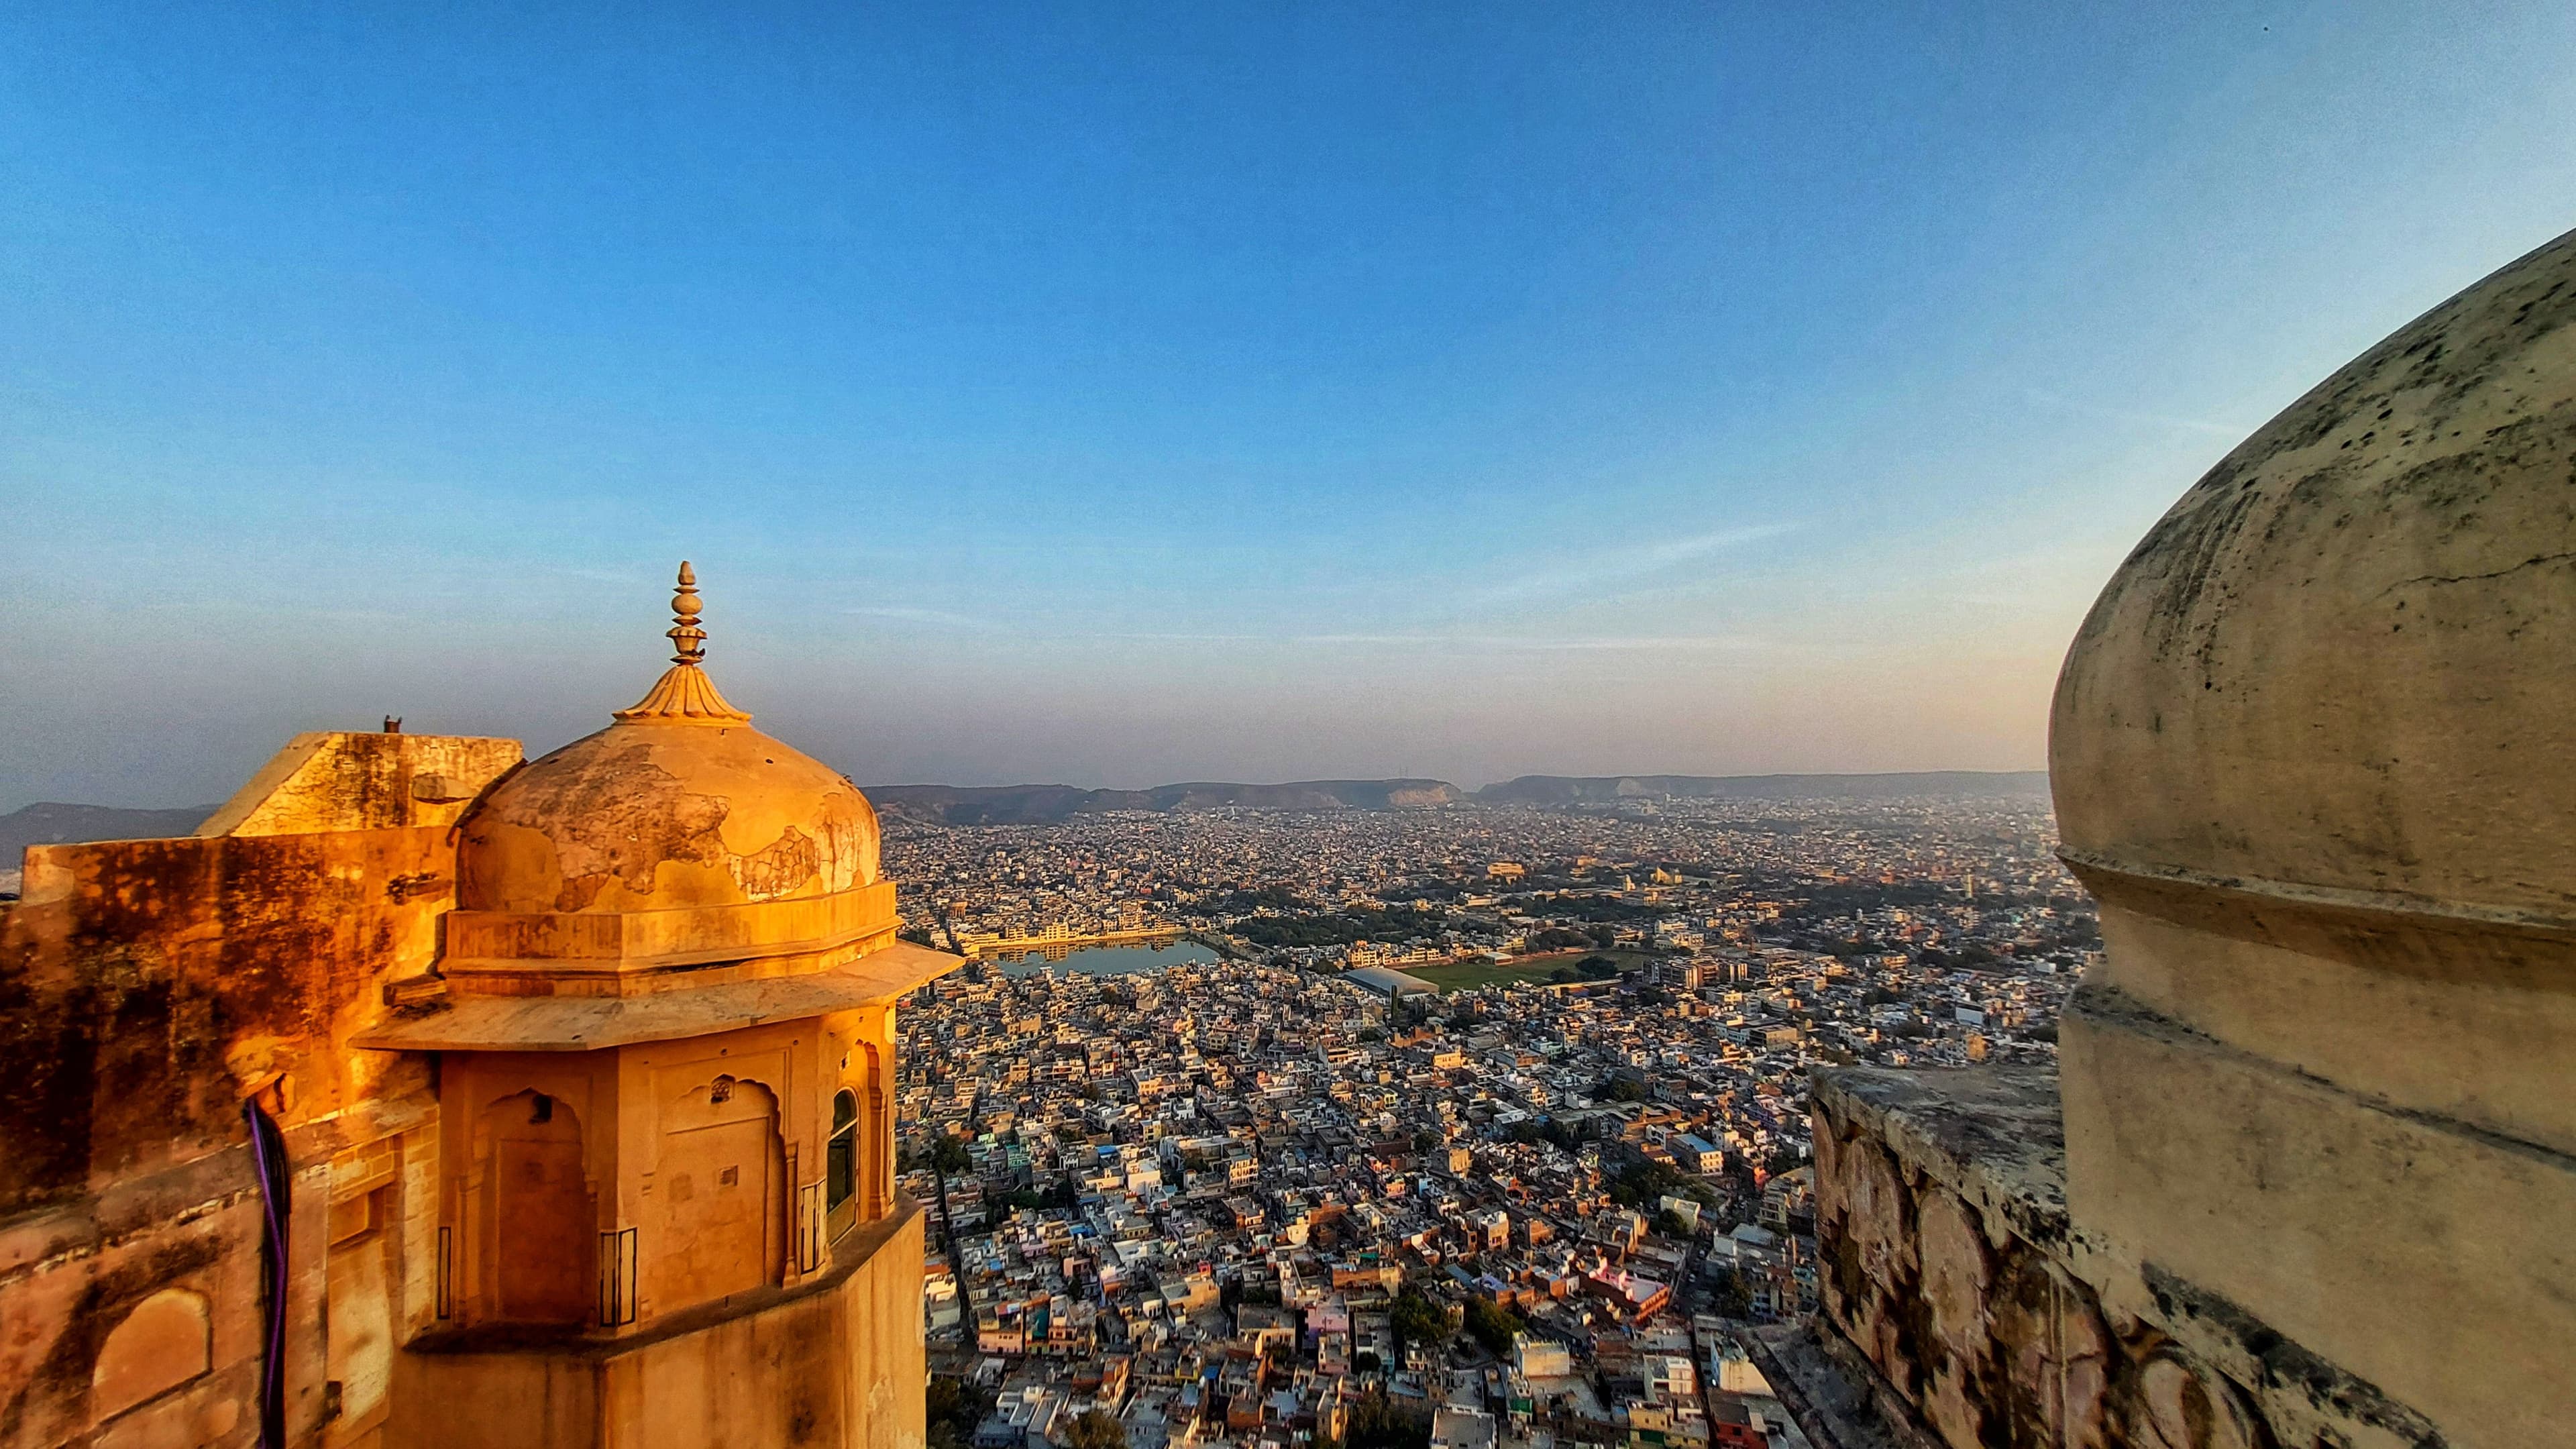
{"left": 668, "top": 559, "right": 708, "bottom": 664}
{"left": 614, "top": 560, "right": 751, "bottom": 725}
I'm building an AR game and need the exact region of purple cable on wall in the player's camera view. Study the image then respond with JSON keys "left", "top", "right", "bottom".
{"left": 241, "top": 1097, "right": 292, "bottom": 1449}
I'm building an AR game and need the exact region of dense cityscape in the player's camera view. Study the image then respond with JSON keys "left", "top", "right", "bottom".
{"left": 887, "top": 790, "right": 2094, "bottom": 1449}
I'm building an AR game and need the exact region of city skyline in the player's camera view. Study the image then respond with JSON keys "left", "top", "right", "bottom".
{"left": 11, "top": 3, "right": 2576, "bottom": 809}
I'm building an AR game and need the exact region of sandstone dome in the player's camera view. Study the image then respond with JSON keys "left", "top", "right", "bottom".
{"left": 2051, "top": 227, "right": 2576, "bottom": 921}
{"left": 456, "top": 566, "right": 881, "bottom": 916}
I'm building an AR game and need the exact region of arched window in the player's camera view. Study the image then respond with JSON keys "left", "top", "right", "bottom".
{"left": 826, "top": 1089, "right": 859, "bottom": 1215}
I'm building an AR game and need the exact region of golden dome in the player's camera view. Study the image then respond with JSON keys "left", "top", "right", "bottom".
{"left": 2051, "top": 227, "right": 2576, "bottom": 920}
{"left": 457, "top": 564, "right": 881, "bottom": 916}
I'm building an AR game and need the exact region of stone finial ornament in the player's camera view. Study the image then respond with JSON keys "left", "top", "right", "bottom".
{"left": 668, "top": 560, "right": 708, "bottom": 663}
{"left": 614, "top": 560, "right": 752, "bottom": 724}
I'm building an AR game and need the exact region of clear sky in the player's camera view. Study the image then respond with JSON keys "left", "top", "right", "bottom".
{"left": 6, "top": 1, "right": 2574, "bottom": 808}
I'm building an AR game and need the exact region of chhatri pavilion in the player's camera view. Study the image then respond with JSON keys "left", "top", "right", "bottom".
{"left": 0, "top": 566, "right": 959, "bottom": 1449}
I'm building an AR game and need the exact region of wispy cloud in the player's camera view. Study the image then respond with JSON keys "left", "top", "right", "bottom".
{"left": 1462, "top": 522, "right": 1799, "bottom": 608}
{"left": 2025, "top": 388, "right": 2243, "bottom": 438}
{"left": 1094, "top": 631, "right": 1766, "bottom": 653}
{"left": 1297, "top": 633, "right": 1762, "bottom": 651}
{"left": 845, "top": 605, "right": 1002, "bottom": 631}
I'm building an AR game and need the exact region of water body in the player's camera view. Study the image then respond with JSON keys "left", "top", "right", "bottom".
{"left": 989, "top": 939, "right": 1222, "bottom": 977}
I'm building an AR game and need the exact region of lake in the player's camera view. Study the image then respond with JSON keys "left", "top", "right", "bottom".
{"left": 989, "top": 938, "right": 1223, "bottom": 977}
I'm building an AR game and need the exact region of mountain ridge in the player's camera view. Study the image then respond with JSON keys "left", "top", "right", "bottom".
{"left": 865, "top": 778, "right": 1465, "bottom": 825}
{"left": 1, "top": 802, "right": 219, "bottom": 861}
{"left": 865, "top": 770, "right": 2047, "bottom": 824}
{"left": 1470, "top": 771, "right": 2049, "bottom": 804}
{"left": 2, "top": 771, "right": 2053, "bottom": 842}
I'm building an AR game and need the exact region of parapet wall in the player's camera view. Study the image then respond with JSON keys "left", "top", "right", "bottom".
{"left": 1809, "top": 1066, "right": 2445, "bottom": 1449}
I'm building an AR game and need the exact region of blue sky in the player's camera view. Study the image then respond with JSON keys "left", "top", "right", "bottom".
{"left": 7, "top": 1, "right": 2575, "bottom": 806}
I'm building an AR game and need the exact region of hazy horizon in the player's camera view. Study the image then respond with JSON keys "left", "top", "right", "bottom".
{"left": 9, "top": 3, "right": 2576, "bottom": 810}
{"left": 0, "top": 765, "right": 2054, "bottom": 819}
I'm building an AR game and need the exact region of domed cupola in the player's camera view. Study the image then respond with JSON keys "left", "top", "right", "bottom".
{"left": 2051, "top": 230, "right": 2576, "bottom": 922}
{"left": 2039, "top": 228, "right": 2576, "bottom": 1449}
{"left": 415, "top": 563, "right": 904, "bottom": 996}
{"left": 346, "top": 562, "right": 956, "bottom": 1369}
{"left": 457, "top": 563, "right": 880, "bottom": 917}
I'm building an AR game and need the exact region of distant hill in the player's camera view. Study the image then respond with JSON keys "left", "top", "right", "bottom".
{"left": 1471, "top": 771, "right": 2050, "bottom": 804}
{"left": 867, "top": 779, "right": 1464, "bottom": 825}
{"left": 0, "top": 771, "right": 2050, "bottom": 849}
{"left": 1, "top": 802, "right": 216, "bottom": 860}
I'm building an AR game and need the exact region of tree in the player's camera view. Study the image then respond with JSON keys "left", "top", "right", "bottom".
{"left": 1708, "top": 1267, "right": 1754, "bottom": 1321}
{"left": 1346, "top": 1387, "right": 1431, "bottom": 1449}
{"left": 1389, "top": 1289, "right": 1454, "bottom": 1356}
{"left": 1598, "top": 1075, "right": 1649, "bottom": 1104}
{"left": 931, "top": 1136, "right": 973, "bottom": 1177}
{"left": 926, "top": 1377, "right": 995, "bottom": 1449}
{"left": 1654, "top": 1208, "right": 1695, "bottom": 1240}
{"left": 1462, "top": 1297, "right": 1522, "bottom": 1355}
{"left": 1065, "top": 1410, "right": 1126, "bottom": 1449}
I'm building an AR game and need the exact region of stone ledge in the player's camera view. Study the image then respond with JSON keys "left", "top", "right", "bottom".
{"left": 1744, "top": 1321, "right": 1941, "bottom": 1449}
{"left": 1810, "top": 1065, "right": 2066, "bottom": 1250}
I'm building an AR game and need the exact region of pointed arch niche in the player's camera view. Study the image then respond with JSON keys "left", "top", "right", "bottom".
{"left": 476, "top": 1089, "right": 596, "bottom": 1325}
{"left": 648, "top": 1072, "right": 786, "bottom": 1313}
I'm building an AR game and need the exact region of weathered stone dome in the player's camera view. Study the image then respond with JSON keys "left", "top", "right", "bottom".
{"left": 2051, "top": 227, "right": 2576, "bottom": 922}
{"left": 456, "top": 564, "right": 880, "bottom": 915}
{"left": 457, "top": 718, "right": 879, "bottom": 914}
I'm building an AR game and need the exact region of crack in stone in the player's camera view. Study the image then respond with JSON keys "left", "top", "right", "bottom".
{"left": 2372, "top": 548, "right": 2576, "bottom": 598}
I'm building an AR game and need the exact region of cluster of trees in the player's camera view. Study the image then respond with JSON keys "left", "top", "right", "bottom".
{"left": 1915, "top": 942, "right": 2004, "bottom": 971}
{"left": 996, "top": 1179, "right": 1078, "bottom": 1213}
{"left": 900, "top": 1136, "right": 979, "bottom": 1177}
{"left": 1544, "top": 954, "right": 1625, "bottom": 983}
{"left": 1324, "top": 1387, "right": 1430, "bottom": 1449}
{"left": 1224, "top": 1280, "right": 1284, "bottom": 1308}
{"left": 1063, "top": 1410, "right": 1126, "bottom": 1449}
{"left": 1594, "top": 1071, "right": 1650, "bottom": 1104}
{"left": 1707, "top": 1265, "right": 1755, "bottom": 1320}
{"left": 1213, "top": 885, "right": 1310, "bottom": 914}
{"left": 1555, "top": 895, "right": 1671, "bottom": 924}
{"left": 1505, "top": 1117, "right": 1584, "bottom": 1154}
{"left": 1235, "top": 902, "right": 1450, "bottom": 949}
{"left": 1388, "top": 1287, "right": 1455, "bottom": 1357}
{"left": 925, "top": 1377, "right": 996, "bottom": 1449}
{"left": 1461, "top": 1297, "right": 1523, "bottom": 1355}
{"left": 1607, "top": 1156, "right": 1717, "bottom": 1212}
{"left": 1524, "top": 926, "right": 1604, "bottom": 952}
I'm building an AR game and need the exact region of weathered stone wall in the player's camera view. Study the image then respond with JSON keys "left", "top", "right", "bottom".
{"left": 0, "top": 825, "right": 455, "bottom": 1448}
{"left": 1812, "top": 1066, "right": 2451, "bottom": 1449}
{"left": 196, "top": 731, "right": 523, "bottom": 839}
